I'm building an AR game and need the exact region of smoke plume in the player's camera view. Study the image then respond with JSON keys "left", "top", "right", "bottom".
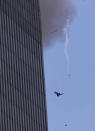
{"left": 39, "top": 0, "right": 76, "bottom": 47}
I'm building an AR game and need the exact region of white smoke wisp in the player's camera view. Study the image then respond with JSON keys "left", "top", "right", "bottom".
{"left": 63, "top": 18, "right": 71, "bottom": 76}
{"left": 39, "top": 0, "right": 76, "bottom": 47}
{"left": 39, "top": 0, "right": 76, "bottom": 77}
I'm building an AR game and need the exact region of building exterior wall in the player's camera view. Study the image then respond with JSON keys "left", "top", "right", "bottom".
{"left": 0, "top": 0, "right": 48, "bottom": 131}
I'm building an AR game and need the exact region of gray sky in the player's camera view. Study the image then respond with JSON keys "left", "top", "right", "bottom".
{"left": 43, "top": 0, "right": 95, "bottom": 131}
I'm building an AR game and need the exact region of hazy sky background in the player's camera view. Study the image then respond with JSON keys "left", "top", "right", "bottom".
{"left": 43, "top": 0, "right": 95, "bottom": 131}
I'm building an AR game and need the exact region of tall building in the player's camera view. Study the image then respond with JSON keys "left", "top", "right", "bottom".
{"left": 0, "top": 0, "right": 48, "bottom": 131}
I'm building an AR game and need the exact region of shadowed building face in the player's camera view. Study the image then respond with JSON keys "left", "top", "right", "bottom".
{"left": 0, "top": 0, "right": 48, "bottom": 130}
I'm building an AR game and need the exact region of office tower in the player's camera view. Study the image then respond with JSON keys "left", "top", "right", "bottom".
{"left": 0, "top": 0, "right": 48, "bottom": 130}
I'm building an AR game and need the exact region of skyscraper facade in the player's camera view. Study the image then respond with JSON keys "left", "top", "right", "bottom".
{"left": 0, "top": 0, "right": 48, "bottom": 130}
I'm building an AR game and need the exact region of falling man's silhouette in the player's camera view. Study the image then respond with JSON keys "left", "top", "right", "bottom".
{"left": 54, "top": 91, "right": 64, "bottom": 97}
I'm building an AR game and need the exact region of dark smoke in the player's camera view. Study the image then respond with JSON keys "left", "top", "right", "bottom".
{"left": 39, "top": 0, "right": 76, "bottom": 47}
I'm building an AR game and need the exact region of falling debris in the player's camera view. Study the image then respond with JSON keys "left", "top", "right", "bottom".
{"left": 64, "top": 124, "right": 68, "bottom": 127}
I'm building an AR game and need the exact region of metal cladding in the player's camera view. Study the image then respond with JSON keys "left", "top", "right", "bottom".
{"left": 0, "top": 0, "right": 48, "bottom": 130}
